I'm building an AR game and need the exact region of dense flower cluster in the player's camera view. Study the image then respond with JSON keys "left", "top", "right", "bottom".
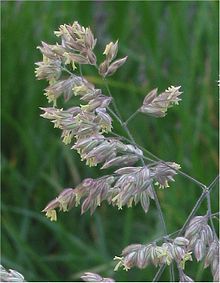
{"left": 98, "top": 40, "right": 127, "bottom": 77}
{"left": 42, "top": 162, "right": 179, "bottom": 220}
{"left": 113, "top": 215, "right": 219, "bottom": 282}
{"left": 41, "top": 104, "right": 143, "bottom": 167}
{"left": 139, "top": 86, "right": 182, "bottom": 117}
{"left": 42, "top": 188, "right": 76, "bottom": 221}
{"left": 35, "top": 21, "right": 219, "bottom": 283}
{"left": 184, "top": 215, "right": 219, "bottom": 282}
{"left": 55, "top": 21, "right": 97, "bottom": 65}
{"left": 37, "top": 21, "right": 181, "bottom": 227}
{"left": 114, "top": 236, "right": 192, "bottom": 271}
{"left": 36, "top": 22, "right": 143, "bottom": 170}
{"left": 152, "top": 162, "right": 180, "bottom": 189}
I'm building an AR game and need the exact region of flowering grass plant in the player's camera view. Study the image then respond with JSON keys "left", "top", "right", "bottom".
{"left": 33, "top": 21, "right": 219, "bottom": 282}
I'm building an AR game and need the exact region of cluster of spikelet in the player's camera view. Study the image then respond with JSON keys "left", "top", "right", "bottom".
{"left": 35, "top": 21, "right": 181, "bottom": 221}
{"left": 34, "top": 21, "right": 220, "bottom": 283}
{"left": 113, "top": 215, "right": 219, "bottom": 282}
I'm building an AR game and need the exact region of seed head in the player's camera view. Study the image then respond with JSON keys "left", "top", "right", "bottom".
{"left": 35, "top": 58, "right": 61, "bottom": 81}
{"left": 42, "top": 188, "right": 75, "bottom": 221}
{"left": 139, "top": 86, "right": 182, "bottom": 117}
{"left": 152, "top": 162, "right": 180, "bottom": 189}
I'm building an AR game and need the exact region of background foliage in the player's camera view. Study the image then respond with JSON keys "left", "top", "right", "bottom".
{"left": 1, "top": 1, "right": 218, "bottom": 281}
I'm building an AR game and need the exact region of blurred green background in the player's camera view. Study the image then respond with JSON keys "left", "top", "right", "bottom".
{"left": 1, "top": 1, "right": 219, "bottom": 282}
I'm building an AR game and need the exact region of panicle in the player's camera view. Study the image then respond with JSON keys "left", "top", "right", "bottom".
{"left": 36, "top": 22, "right": 189, "bottom": 281}
{"left": 139, "top": 86, "right": 182, "bottom": 117}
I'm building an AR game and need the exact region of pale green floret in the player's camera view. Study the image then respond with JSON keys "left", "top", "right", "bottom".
{"left": 113, "top": 256, "right": 124, "bottom": 271}
{"left": 127, "top": 198, "right": 133, "bottom": 208}
{"left": 73, "top": 85, "right": 88, "bottom": 96}
{"left": 45, "top": 209, "right": 57, "bottom": 221}
{"left": 179, "top": 252, "right": 193, "bottom": 269}
{"left": 114, "top": 256, "right": 130, "bottom": 271}
{"left": 62, "top": 132, "right": 73, "bottom": 145}
{"left": 59, "top": 200, "right": 68, "bottom": 212}
{"left": 155, "top": 181, "right": 170, "bottom": 189}
{"left": 103, "top": 42, "right": 114, "bottom": 55}
{"left": 100, "top": 122, "right": 112, "bottom": 133}
{"left": 74, "top": 193, "right": 81, "bottom": 206}
{"left": 86, "top": 157, "right": 98, "bottom": 167}
{"left": 155, "top": 246, "right": 167, "bottom": 258}
{"left": 80, "top": 104, "right": 90, "bottom": 111}
{"left": 63, "top": 52, "right": 77, "bottom": 70}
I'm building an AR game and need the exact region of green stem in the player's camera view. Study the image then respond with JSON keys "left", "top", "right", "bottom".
{"left": 178, "top": 175, "right": 219, "bottom": 236}
{"left": 103, "top": 80, "right": 169, "bottom": 241}
{"left": 124, "top": 109, "right": 140, "bottom": 126}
